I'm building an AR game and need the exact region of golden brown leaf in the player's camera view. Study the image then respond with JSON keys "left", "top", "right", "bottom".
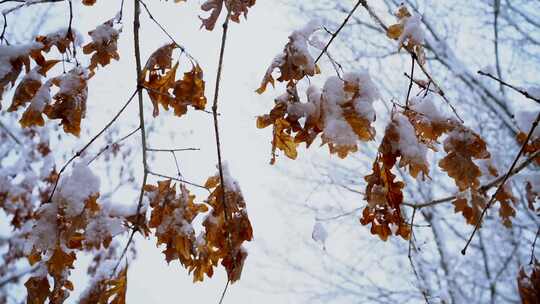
{"left": 83, "top": 19, "right": 121, "bottom": 71}
{"left": 25, "top": 276, "right": 50, "bottom": 304}
{"left": 439, "top": 127, "right": 490, "bottom": 191}
{"left": 518, "top": 261, "right": 540, "bottom": 304}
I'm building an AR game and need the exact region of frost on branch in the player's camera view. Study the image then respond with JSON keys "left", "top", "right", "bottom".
{"left": 257, "top": 70, "right": 379, "bottom": 163}
{"left": 199, "top": 0, "right": 256, "bottom": 31}
{"left": 140, "top": 44, "right": 207, "bottom": 117}
{"left": 386, "top": 5, "right": 426, "bottom": 64}
{"left": 144, "top": 165, "right": 252, "bottom": 283}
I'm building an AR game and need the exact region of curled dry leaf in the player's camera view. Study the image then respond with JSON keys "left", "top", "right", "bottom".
{"left": 200, "top": 0, "right": 256, "bottom": 31}
{"left": 144, "top": 167, "right": 252, "bottom": 283}
{"left": 360, "top": 160, "right": 410, "bottom": 241}
{"left": 83, "top": 19, "right": 121, "bottom": 72}
{"left": 141, "top": 44, "right": 207, "bottom": 117}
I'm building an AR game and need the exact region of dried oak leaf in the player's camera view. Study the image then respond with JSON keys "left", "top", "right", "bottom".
{"left": 9, "top": 61, "right": 60, "bottom": 112}
{"left": 200, "top": 0, "right": 256, "bottom": 31}
{"left": 518, "top": 261, "right": 540, "bottom": 304}
{"left": 172, "top": 64, "right": 207, "bottom": 116}
{"left": 25, "top": 276, "right": 50, "bottom": 304}
{"left": 453, "top": 189, "right": 486, "bottom": 226}
{"left": 439, "top": 126, "right": 490, "bottom": 191}
{"left": 99, "top": 268, "right": 128, "bottom": 304}
{"left": 517, "top": 131, "right": 540, "bottom": 165}
{"left": 145, "top": 180, "right": 207, "bottom": 265}
{"left": 43, "top": 67, "right": 89, "bottom": 136}
{"left": 82, "top": 0, "right": 97, "bottom": 5}
{"left": 197, "top": 171, "right": 253, "bottom": 283}
{"left": 83, "top": 19, "right": 121, "bottom": 72}
{"left": 360, "top": 160, "right": 410, "bottom": 241}
{"left": 494, "top": 183, "right": 517, "bottom": 228}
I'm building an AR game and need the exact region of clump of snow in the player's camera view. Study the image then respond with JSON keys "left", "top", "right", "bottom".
{"left": 410, "top": 96, "right": 447, "bottom": 123}
{"left": 54, "top": 160, "right": 100, "bottom": 217}
{"left": 344, "top": 71, "right": 379, "bottom": 122}
{"left": 220, "top": 162, "right": 241, "bottom": 193}
{"left": 0, "top": 42, "right": 42, "bottom": 80}
{"left": 288, "top": 20, "right": 319, "bottom": 75}
{"left": 311, "top": 221, "right": 328, "bottom": 250}
{"left": 394, "top": 113, "right": 428, "bottom": 164}
{"left": 398, "top": 15, "right": 425, "bottom": 47}
{"left": 89, "top": 20, "right": 121, "bottom": 45}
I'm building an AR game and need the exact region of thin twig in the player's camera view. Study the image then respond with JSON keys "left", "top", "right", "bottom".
{"left": 314, "top": 0, "right": 362, "bottom": 65}
{"left": 492, "top": 0, "right": 504, "bottom": 95}
{"left": 113, "top": 0, "right": 150, "bottom": 274}
{"left": 462, "top": 112, "right": 540, "bottom": 255}
{"left": 478, "top": 70, "right": 540, "bottom": 104}
{"left": 359, "top": 0, "right": 463, "bottom": 123}
{"left": 47, "top": 89, "right": 137, "bottom": 204}
{"left": 138, "top": 0, "right": 196, "bottom": 62}
{"left": 210, "top": 7, "right": 236, "bottom": 304}
{"left": 87, "top": 126, "right": 141, "bottom": 165}
{"left": 531, "top": 226, "right": 540, "bottom": 265}
{"left": 405, "top": 53, "right": 415, "bottom": 108}
{"left": 147, "top": 147, "right": 199, "bottom": 152}
{"left": 0, "top": 120, "right": 21, "bottom": 144}
{"left": 147, "top": 170, "right": 209, "bottom": 191}
{"left": 407, "top": 207, "right": 431, "bottom": 304}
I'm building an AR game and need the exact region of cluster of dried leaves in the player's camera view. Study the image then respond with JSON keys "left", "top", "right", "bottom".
{"left": 140, "top": 44, "right": 207, "bottom": 117}
{"left": 1, "top": 18, "right": 121, "bottom": 136}
{"left": 144, "top": 173, "right": 252, "bottom": 283}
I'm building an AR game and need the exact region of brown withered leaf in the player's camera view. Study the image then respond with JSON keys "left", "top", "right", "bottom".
{"left": 256, "top": 31, "right": 319, "bottom": 94}
{"left": 271, "top": 118, "right": 299, "bottom": 164}
{"left": 198, "top": 172, "right": 253, "bottom": 283}
{"left": 25, "top": 276, "right": 50, "bottom": 304}
{"left": 439, "top": 127, "right": 490, "bottom": 191}
{"left": 172, "top": 64, "right": 207, "bottom": 116}
{"left": 82, "top": 0, "right": 97, "bottom": 5}
{"left": 200, "top": 0, "right": 256, "bottom": 31}
{"left": 47, "top": 247, "right": 76, "bottom": 277}
{"left": 9, "top": 61, "right": 59, "bottom": 112}
{"left": 453, "top": 189, "right": 486, "bottom": 226}
{"left": 83, "top": 19, "right": 121, "bottom": 71}
{"left": 495, "top": 184, "right": 517, "bottom": 228}
{"left": 43, "top": 68, "right": 89, "bottom": 136}
{"left": 99, "top": 268, "right": 127, "bottom": 304}
{"left": 360, "top": 159, "right": 410, "bottom": 241}
{"left": 145, "top": 181, "right": 207, "bottom": 265}
{"left": 517, "top": 261, "right": 540, "bottom": 304}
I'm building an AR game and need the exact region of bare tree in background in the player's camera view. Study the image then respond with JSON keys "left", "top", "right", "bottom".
{"left": 260, "top": 1, "right": 540, "bottom": 303}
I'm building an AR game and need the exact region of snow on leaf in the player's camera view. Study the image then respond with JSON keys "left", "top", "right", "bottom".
{"left": 83, "top": 19, "right": 121, "bottom": 72}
